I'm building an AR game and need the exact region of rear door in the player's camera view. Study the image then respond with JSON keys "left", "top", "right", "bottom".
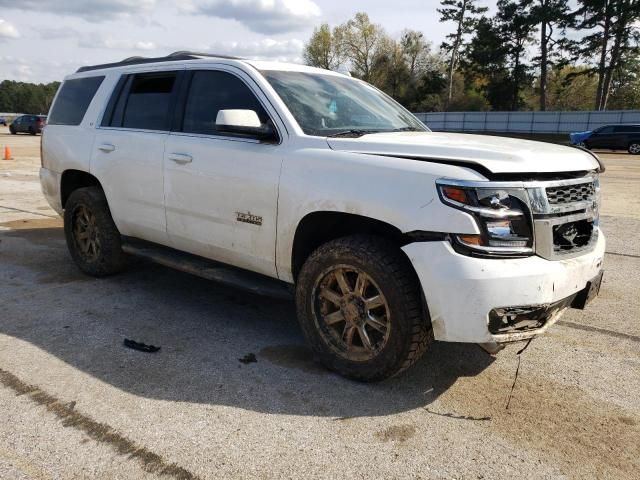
{"left": 163, "top": 67, "right": 284, "bottom": 277}
{"left": 92, "top": 70, "right": 182, "bottom": 245}
{"left": 588, "top": 126, "right": 616, "bottom": 149}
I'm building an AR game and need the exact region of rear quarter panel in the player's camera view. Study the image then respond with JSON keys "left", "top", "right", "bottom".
{"left": 41, "top": 72, "right": 119, "bottom": 175}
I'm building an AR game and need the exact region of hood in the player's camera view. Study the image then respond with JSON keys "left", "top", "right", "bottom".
{"left": 569, "top": 130, "right": 593, "bottom": 144}
{"left": 326, "top": 132, "right": 599, "bottom": 175}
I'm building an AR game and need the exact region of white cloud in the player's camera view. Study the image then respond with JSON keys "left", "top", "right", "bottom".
{"left": 0, "top": 0, "right": 158, "bottom": 22}
{"left": 205, "top": 38, "right": 304, "bottom": 60}
{"left": 181, "top": 0, "right": 321, "bottom": 34}
{"left": 162, "top": 38, "right": 304, "bottom": 62}
{"left": 78, "top": 36, "right": 157, "bottom": 51}
{"left": 0, "top": 55, "right": 78, "bottom": 83}
{"left": 0, "top": 18, "right": 20, "bottom": 39}
{"left": 37, "top": 26, "right": 80, "bottom": 40}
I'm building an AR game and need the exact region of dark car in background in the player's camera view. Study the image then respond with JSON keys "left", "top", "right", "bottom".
{"left": 9, "top": 115, "right": 47, "bottom": 135}
{"left": 0, "top": 117, "right": 7, "bottom": 126}
{"left": 570, "top": 124, "right": 640, "bottom": 154}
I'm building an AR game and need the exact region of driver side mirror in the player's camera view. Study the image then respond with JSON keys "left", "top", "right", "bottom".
{"left": 215, "top": 109, "right": 278, "bottom": 142}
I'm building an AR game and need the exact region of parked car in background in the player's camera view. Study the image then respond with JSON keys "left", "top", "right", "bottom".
{"left": 9, "top": 115, "right": 47, "bottom": 135}
{"left": 570, "top": 124, "right": 640, "bottom": 154}
{"left": 0, "top": 117, "right": 7, "bottom": 126}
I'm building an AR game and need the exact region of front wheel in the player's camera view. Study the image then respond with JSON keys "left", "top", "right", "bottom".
{"left": 576, "top": 141, "right": 588, "bottom": 149}
{"left": 295, "top": 235, "right": 433, "bottom": 381}
{"left": 628, "top": 142, "right": 640, "bottom": 155}
{"left": 64, "top": 187, "right": 126, "bottom": 277}
{"left": 9, "top": 126, "right": 16, "bottom": 134}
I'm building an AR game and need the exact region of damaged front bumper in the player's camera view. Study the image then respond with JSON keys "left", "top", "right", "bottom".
{"left": 402, "top": 231, "right": 605, "bottom": 345}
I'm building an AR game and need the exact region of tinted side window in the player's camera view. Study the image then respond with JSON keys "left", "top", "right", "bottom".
{"left": 182, "top": 71, "right": 269, "bottom": 136}
{"left": 48, "top": 76, "right": 105, "bottom": 126}
{"left": 121, "top": 73, "right": 177, "bottom": 131}
{"left": 598, "top": 126, "right": 614, "bottom": 134}
{"left": 614, "top": 125, "right": 640, "bottom": 133}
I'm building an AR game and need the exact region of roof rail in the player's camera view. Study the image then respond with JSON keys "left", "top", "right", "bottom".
{"left": 76, "top": 51, "right": 243, "bottom": 73}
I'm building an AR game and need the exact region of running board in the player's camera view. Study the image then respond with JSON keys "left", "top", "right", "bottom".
{"left": 121, "top": 238, "right": 293, "bottom": 300}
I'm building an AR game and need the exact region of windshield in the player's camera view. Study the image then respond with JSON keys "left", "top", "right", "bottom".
{"left": 261, "top": 70, "right": 428, "bottom": 137}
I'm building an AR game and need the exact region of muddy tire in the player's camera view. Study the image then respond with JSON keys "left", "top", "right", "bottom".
{"left": 295, "top": 235, "right": 433, "bottom": 382}
{"left": 64, "top": 186, "right": 126, "bottom": 277}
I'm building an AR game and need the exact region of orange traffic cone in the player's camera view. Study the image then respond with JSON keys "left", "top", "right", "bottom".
{"left": 3, "top": 145, "right": 12, "bottom": 160}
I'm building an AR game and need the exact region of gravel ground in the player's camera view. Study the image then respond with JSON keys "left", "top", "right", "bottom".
{"left": 0, "top": 127, "right": 638, "bottom": 479}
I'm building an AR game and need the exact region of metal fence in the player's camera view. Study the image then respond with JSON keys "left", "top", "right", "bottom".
{"left": 413, "top": 110, "right": 640, "bottom": 134}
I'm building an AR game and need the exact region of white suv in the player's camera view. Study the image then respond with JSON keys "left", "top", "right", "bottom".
{"left": 40, "top": 52, "right": 605, "bottom": 381}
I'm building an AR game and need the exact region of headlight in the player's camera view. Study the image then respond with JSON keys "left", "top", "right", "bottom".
{"left": 437, "top": 181, "right": 534, "bottom": 257}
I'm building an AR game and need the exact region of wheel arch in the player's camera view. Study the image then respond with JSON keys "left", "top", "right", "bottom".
{"left": 60, "top": 169, "right": 102, "bottom": 209}
{"left": 290, "top": 211, "right": 410, "bottom": 281}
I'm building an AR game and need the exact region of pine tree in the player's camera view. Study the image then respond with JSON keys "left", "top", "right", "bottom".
{"left": 438, "top": 0, "right": 488, "bottom": 109}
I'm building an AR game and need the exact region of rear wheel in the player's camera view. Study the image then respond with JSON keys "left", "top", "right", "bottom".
{"left": 296, "top": 235, "right": 433, "bottom": 381}
{"left": 64, "top": 187, "right": 126, "bottom": 277}
{"left": 577, "top": 141, "right": 588, "bottom": 149}
{"left": 628, "top": 142, "right": 640, "bottom": 155}
{"left": 28, "top": 126, "right": 36, "bottom": 135}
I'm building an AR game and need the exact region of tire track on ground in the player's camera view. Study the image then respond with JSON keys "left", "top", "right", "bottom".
{"left": 0, "top": 368, "right": 200, "bottom": 480}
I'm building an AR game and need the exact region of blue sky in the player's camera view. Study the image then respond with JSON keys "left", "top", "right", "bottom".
{"left": 0, "top": 0, "right": 494, "bottom": 83}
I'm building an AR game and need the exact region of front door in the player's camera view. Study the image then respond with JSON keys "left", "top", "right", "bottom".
{"left": 92, "top": 70, "right": 181, "bottom": 245}
{"left": 164, "top": 68, "right": 284, "bottom": 277}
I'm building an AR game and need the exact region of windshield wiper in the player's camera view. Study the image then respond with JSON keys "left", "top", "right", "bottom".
{"left": 327, "top": 129, "right": 378, "bottom": 138}
{"left": 389, "top": 127, "right": 422, "bottom": 132}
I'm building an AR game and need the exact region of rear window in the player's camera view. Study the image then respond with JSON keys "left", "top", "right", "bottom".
{"left": 48, "top": 76, "right": 104, "bottom": 126}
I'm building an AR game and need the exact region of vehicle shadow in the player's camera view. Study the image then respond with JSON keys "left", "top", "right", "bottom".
{"left": 0, "top": 224, "right": 494, "bottom": 418}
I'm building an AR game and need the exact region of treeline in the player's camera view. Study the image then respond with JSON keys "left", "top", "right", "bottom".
{"left": 303, "top": 1, "right": 640, "bottom": 112}
{"left": 0, "top": 80, "right": 60, "bottom": 115}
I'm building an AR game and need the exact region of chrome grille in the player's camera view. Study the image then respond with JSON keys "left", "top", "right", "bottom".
{"left": 546, "top": 182, "right": 595, "bottom": 205}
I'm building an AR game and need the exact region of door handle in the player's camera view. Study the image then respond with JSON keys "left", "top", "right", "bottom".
{"left": 98, "top": 143, "right": 115, "bottom": 153}
{"left": 168, "top": 153, "right": 193, "bottom": 165}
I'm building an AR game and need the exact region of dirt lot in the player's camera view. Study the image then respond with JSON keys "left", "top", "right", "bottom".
{"left": 0, "top": 126, "right": 639, "bottom": 479}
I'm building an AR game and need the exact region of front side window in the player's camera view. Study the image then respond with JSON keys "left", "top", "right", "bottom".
{"left": 48, "top": 76, "right": 104, "bottom": 126}
{"left": 597, "top": 126, "right": 614, "bottom": 134}
{"left": 181, "top": 70, "right": 270, "bottom": 136}
{"left": 261, "top": 70, "right": 427, "bottom": 137}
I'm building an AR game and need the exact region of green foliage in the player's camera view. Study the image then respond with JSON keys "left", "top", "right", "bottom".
{"left": 0, "top": 80, "right": 60, "bottom": 114}
{"left": 303, "top": 1, "right": 640, "bottom": 112}
{"left": 303, "top": 24, "right": 344, "bottom": 71}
